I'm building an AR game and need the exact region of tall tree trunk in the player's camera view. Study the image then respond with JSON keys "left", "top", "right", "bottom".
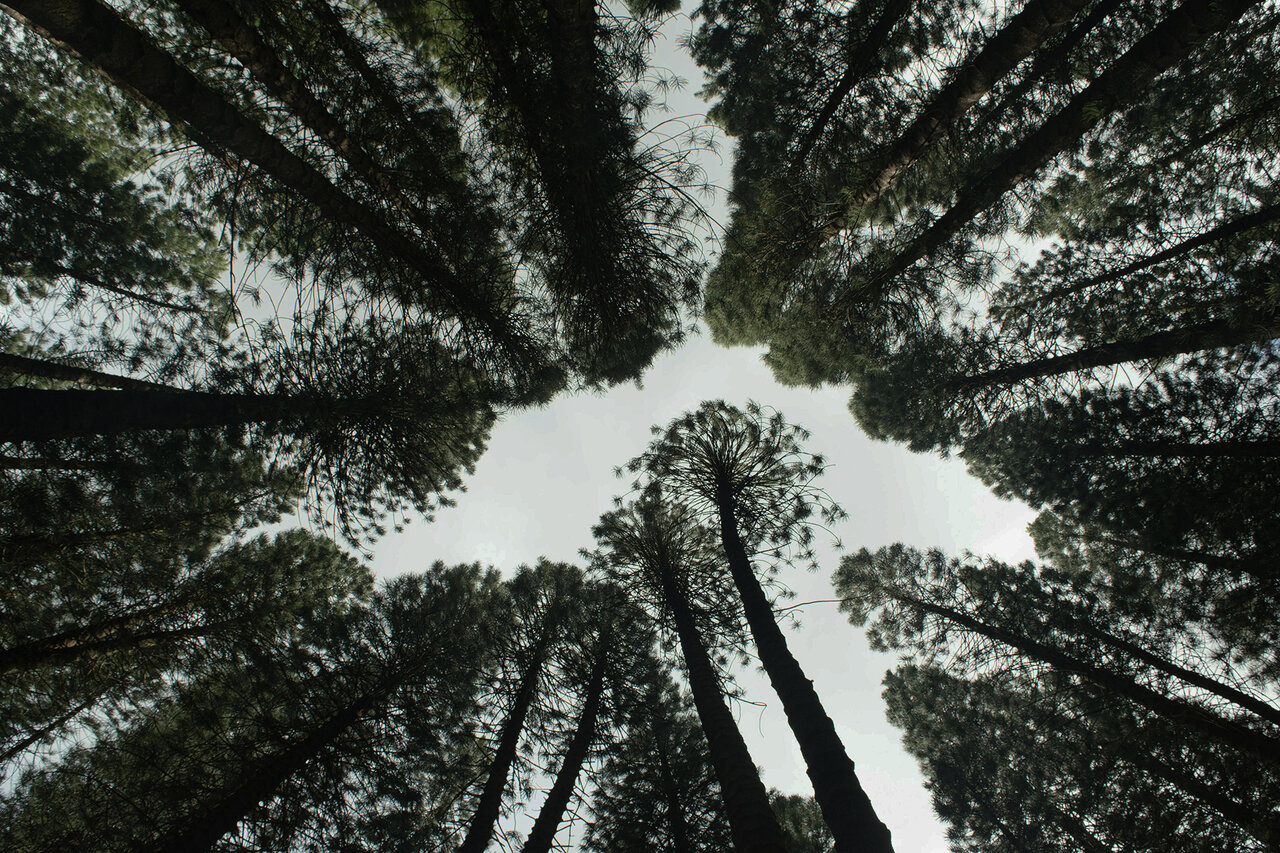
{"left": 0, "top": 620, "right": 236, "bottom": 674}
{"left": 0, "top": 352, "right": 173, "bottom": 392}
{"left": 0, "top": 693, "right": 103, "bottom": 765}
{"left": 1069, "top": 439, "right": 1280, "bottom": 458}
{"left": 521, "top": 635, "right": 609, "bottom": 853}
{"left": 1032, "top": 200, "right": 1280, "bottom": 302}
{"left": 655, "top": 557, "right": 789, "bottom": 853}
{"left": 861, "top": 0, "right": 1261, "bottom": 300}
{"left": 792, "top": 0, "right": 914, "bottom": 165}
{"left": 457, "top": 638, "right": 552, "bottom": 853}
{"left": 654, "top": 722, "right": 695, "bottom": 853}
{"left": 154, "top": 681, "right": 390, "bottom": 853}
{"left": 716, "top": 491, "right": 893, "bottom": 853}
{"left": 900, "top": 591, "right": 1280, "bottom": 765}
{"left": 836, "top": 0, "right": 1093, "bottom": 217}
{"left": 949, "top": 314, "right": 1280, "bottom": 391}
{"left": 1, "top": 0, "right": 528, "bottom": 358}
{"left": 0, "top": 388, "right": 308, "bottom": 443}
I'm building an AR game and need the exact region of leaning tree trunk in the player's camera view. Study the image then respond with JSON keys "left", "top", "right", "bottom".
{"left": 520, "top": 633, "right": 610, "bottom": 853}
{"left": 655, "top": 557, "right": 789, "bottom": 853}
{"left": 0, "top": 388, "right": 307, "bottom": 443}
{"left": 0, "top": 620, "right": 236, "bottom": 675}
{"left": 716, "top": 492, "right": 893, "bottom": 853}
{"left": 948, "top": 314, "right": 1280, "bottom": 391}
{"left": 0, "top": 352, "right": 172, "bottom": 392}
{"left": 457, "top": 638, "right": 552, "bottom": 853}
{"left": 837, "top": 0, "right": 1093, "bottom": 217}
{"left": 0, "top": 0, "right": 525, "bottom": 356}
{"left": 860, "top": 0, "right": 1262, "bottom": 301}
{"left": 154, "top": 679, "right": 391, "bottom": 853}
{"left": 902, "top": 592, "right": 1280, "bottom": 766}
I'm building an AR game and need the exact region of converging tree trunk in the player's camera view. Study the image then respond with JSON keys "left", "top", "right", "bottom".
{"left": 716, "top": 488, "right": 893, "bottom": 853}
{"left": 655, "top": 556, "right": 790, "bottom": 853}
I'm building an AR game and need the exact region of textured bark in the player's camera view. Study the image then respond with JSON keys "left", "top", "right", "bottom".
{"left": 903, "top": 593, "right": 1280, "bottom": 765}
{"left": 1069, "top": 439, "right": 1280, "bottom": 458}
{"left": 793, "top": 0, "right": 914, "bottom": 165}
{"left": 950, "top": 315, "right": 1280, "bottom": 391}
{"left": 154, "top": 684, "right": 388, "bottom": 853}
{"left": 862, "top": 0, "right": 1262, "bottom": 299}
{"left": 1, "top": 0, "right": 526, "bottom": 355}
{"left": 520, "top": 636, "right": 609, "bottom": 853}
{"left": 656, "top": 558, "right": 789, "bottom": 853}
{"left": 457, "top": 639, "right": 551, "bottom": 853}
{"left": 1, "top": 388, "right": 312, "bottom": 443}
{"left": 0, "top": 352, "right": 173, "bottom": 392}
{"left": 717, "top": 494, "right": 893, "bottom": 853}
{"left": 839, "top": 0, "right": 1094, "bottom": 215}
{"left": 1042, "top": 200, "right": 1280, "bottom": 301}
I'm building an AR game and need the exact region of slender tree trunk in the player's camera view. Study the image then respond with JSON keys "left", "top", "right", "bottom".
{"left": 0, "top": 620, "right": 236, "bottom": 674}
{"left": 0, "top": 0, "right": 528, "bottom": 357}
{"left": 656, "top": 557, "right": 789, "bottom": 853}
{"left": 901, "top": 592, "right": 1280, "bottom": 765}
{"left": 862, "top": 0, "right": 1261, "bottom": 299}
{"left": 0, "top": 388, "right": 311, "bottom": 443}
{"left": 457, "top": 639, "right": 552, "bottom": 853}
{"left": 793, "top": 0, "right": 914, "bottom": 165}
{"left": 838, "top": 0, "right": 1092, "bottom": 218}
{"left": 1069, "top": 439, "right": 1280, "bottom": 458}
{"left": 1056, "top": 614, "right": 1280, "bottom": 728}
{"left": 1045, "top": 801, "right": 1110, "bottom": 853}
{"left": 0, "top": 693, "right": 102, "bottom": 765}
{"left": 716, "top": 491, "right": 893, "bottom": 853}
{"left": 154, "top": 681, "right": 390, "bottom": 853}
{"left": 521, "top": 636, "right": 609, "bottom": 853}
{"left": 1034, "top": 200, "right": 1280, "bottom": 302}
{"left": 654, "top": 724, "right": 695, "bottom": 853}
{"left": 950, "top": 315, "right": 1280, "bottom": 391}
{"left": 0, "top": 454, "right": 110, "bottom": 470}
{"left": 0, "top": 352, "right": 173, "bottom": 392}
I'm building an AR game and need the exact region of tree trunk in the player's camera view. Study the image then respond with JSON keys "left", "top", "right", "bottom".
{"left": 154, "top": 681, "right": 390, "bottom": 853}
{"left": 950, "top": 314, "right": 1280, "bottom": 391}
{"left": 1069, "top": 439, "right": 1280, "bottom": 458}
{"left": 0, "top": 620, "right": 236, "bottom": 674}
{"left": 793, "top": 0, "right": 914, "bottom": 165}
{"left": 902, "top": 592, "right": 1280, "bottom": 766}
{"left": 716, "top": 492, "right": 893, "bottom": 853}
{"left": 1, "top": 0, "right": 527, "bottom": 357}
{"left": 656, "top": 557, "right": 789, "bottom": 853}
{"left": 0, "top": 352, "right": 173, "bottom": 392}
{"left": 0, "top": 454, "right": 111, "bottom": 470}
{"left": 862, "top": 0, "right": 1261, "bottom": 299}
{"left": 0, "top": 388, "right": 309, "bottom": 443}
{"left": 1037, "top": 200, "right": 1280, "bottom": 302}
{"left": 0, "top": 693, "right": 102, "bottom": 765}
{"left": 520, "top": 635, "right": 609, "bottom": 853}
{"left": 654, "top": 724, "right": 695, "bottom": 853}
{"left": 457, "top": 638, "right": 551, "bottom": 853}
{"left": 838, "top": 0, "right": 1092, "bottom": 217}
{"left": 1044, "top": 801, "right": 1110, "bottom": 853}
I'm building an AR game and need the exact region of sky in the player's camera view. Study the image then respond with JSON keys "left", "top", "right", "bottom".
{"left": 369, "top": 11, "right": 1040, "bottom": 850}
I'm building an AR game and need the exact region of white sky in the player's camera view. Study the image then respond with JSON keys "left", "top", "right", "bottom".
{"left": 369, "top": 12, "right": 1039, "bottom": 851}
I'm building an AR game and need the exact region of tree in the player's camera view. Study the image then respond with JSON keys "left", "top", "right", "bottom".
{"left": 627, "top": 401, "right": 891, "bottom": 853}
{"left": 0, "top": 563, "right": 501, "bottom": 852}
{"left": 593, "top": 494, "right": 791, "bottom": 852}
{"left": 884, "top": 665, "right": 1280, "bottom": 851}
{"left": 835, "top": 545, "right": 1280, "bottom": 766}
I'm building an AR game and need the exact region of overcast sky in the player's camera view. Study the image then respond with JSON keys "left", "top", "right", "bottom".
{"left": 369, "top": 13, "right": 1039, "bottom": 850}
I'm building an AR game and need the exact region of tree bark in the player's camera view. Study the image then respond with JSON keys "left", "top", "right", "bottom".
{"left": 656, "top": 557, "right": 789, "bottom": 853}
{"left": 792, "top": 0, "right": 914, "bottom": 165}
{"left": 717, "top": 492, "right": 893, "bottom": 853}
{"left": 154, "top": 681, "right": 389, "bottom": 853}
{"left": 1, "top": 352, "right": 173, "bottom": 392}
{"left": 860, "top": 0, "right": 1262, "bottom": 301}
{"left": 901, "top": 591, "right": 1280, "bottom": 766}
{"left": 0, "top": 0, "right": 529, "bottom": 358}
{"left": 520, "top": 635, "right": 609, "bottom": 853}
{"left": 0, "top": 388, "right": 310, "bottom": 443}
{"left": 950, "top": 314, "right": 1280, "bottom": 391}
{"left": 837, "top": 0, "right": 1094, "bottom": 216}
{"left": 457, "top": 638, "right": 552, "bottom": 853}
